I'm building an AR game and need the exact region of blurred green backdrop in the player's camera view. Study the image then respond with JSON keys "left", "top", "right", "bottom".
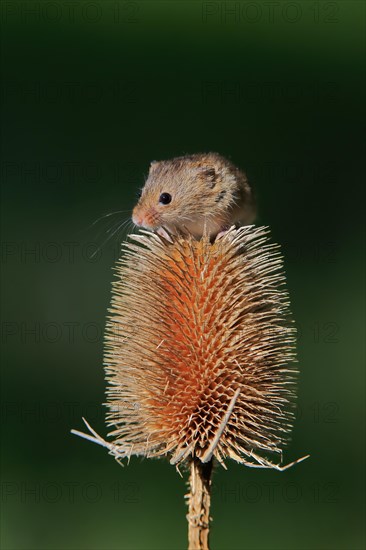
{"left": 1, "top": 1, "right": 365, "bottom": 549}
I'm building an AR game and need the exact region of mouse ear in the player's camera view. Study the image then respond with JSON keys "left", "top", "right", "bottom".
{"left": 199, "top": 167, "right": 217, "bottom": 189}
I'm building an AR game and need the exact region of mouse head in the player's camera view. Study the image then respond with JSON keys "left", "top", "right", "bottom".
{"left": 132, "top": 153, "right": 248, "bottom": 239}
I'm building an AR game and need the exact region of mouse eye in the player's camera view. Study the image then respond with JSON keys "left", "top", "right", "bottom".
{"left": 137, "top": 190, "right": 142, "bottom": 199}
{"left": 159, "top": 192, "right": 172, "bottom": 205}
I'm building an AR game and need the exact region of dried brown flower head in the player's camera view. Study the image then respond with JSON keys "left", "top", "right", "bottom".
{"left": 101, "top": 226, "right": 300, "bottom": 469}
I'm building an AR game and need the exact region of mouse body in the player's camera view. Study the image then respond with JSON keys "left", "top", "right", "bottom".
{"left": 132, "top": 153, "right": 256, "bottom": 239}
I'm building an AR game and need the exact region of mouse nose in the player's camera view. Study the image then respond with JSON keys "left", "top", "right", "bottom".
{"left": 132, "top": 213, "right": 143, "bottom": 227}
{"left": 133, "top": 207, "right": 160, "bottom": 229}
{"left": 132, "top": 204, "right": 144, "bottom": 227}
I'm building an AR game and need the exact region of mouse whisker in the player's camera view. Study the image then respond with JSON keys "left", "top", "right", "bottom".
{"left": 89, "top": 218, "right": 128, "bottom": 259}
{"left": 81, "top": 210, "right": 130, "bottom": 236}
{"left": 121, "top": 217, "right": 136, "bottom": 234}
{"left": 91, "top": 210, "right": 130, "bottom": 227}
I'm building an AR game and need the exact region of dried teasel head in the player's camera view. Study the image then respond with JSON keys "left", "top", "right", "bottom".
{"left": 99, "top": 226, "right": 302, "bottom": 470}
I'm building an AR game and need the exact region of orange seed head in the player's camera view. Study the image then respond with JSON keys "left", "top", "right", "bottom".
{"left": 104, "top": 226, "right": 298, "bottom": 467}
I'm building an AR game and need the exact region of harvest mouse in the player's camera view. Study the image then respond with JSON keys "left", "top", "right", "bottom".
{"left": 132, "top": 153, "right": 256, "bottom": 240}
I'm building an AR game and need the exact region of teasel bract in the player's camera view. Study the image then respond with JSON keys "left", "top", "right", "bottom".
{"left": 73, "top": 225, "right": 308, "bottom": 550}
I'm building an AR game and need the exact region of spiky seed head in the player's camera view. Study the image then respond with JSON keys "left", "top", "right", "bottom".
{"left": 104, "top": 226, "right": 297, "bottom": 467}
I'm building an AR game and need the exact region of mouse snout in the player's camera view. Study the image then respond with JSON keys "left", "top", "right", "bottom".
{"left": 132, "top": 210, "right": 144, "bottom": 227}
{"left": 132, "top": 206, "right": 160, "bottom": 229}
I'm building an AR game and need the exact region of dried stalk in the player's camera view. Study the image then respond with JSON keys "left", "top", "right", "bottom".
{"left": 187, "top": 458, "right": 213, "bottom": 550}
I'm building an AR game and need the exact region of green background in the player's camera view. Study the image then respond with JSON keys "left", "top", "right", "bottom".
{"left": 1, "top": 1, "right": 365, "bottom": 549}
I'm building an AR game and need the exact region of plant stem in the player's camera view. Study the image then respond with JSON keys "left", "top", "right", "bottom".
{"left": 187, "top": 458, "right": 213, "bottom": 550}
